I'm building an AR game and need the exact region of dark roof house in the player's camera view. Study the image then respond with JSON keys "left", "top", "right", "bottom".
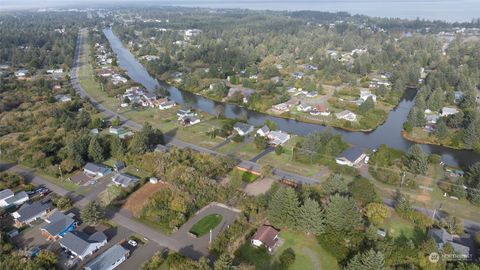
{"left": 12, "top": 201, "right": 52, "bottom": 226}
{"left": 251, "top": 225, "right": 280, "bottom": 252}
{"left": 41, "top": 211, "right": 77, "bottom": 240}
{"left": 111, "top": 173, "right": 139, "bottom": 188}
{"left": 234, "top": 122, "right": 255, "bottom": 136}
{"left": 335, "top": 147, "right": 366, "bottom": 167}
{"left": 59, "top": 231, "right": 107, "bottom": 260}
{"left": 84, "top": 163, "right": 111, "bottom": 177}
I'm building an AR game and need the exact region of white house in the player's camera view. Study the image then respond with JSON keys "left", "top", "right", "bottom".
{"left": 159, "top": 100, "right": 176, "bottom": 110}
{"left": 267, "top": 131, "right": 290, "bottom": 146}
{"left": 257, "top": 126, "right": 270, "bottom": 137}
{"left": 335, "top": 110, "right": 357, "bottom": 122}
{"left": 297, "top": 103, "right": 312, "bottom": 112}
{"left": 112, "top": 173, "right": 139, "bottom": 188}
{"left": 83, "top": 163, "right": 112, "bottom": 177}
{"left": 0, "top": 190, "right": 29, "bottom": 208}
{"left": 233, "top": 122, "right": 255, "bottom": 136}
{"left": 360, "top": 90, "right": 377, "bottom": 103}
{"left": 0, "top": 189, "right": 14, "bottom": 207}
{"left": 251, "top": 225, "right": 280, "bottom": 253}
{"left": 272, "top": 103, "right": 290, "bottom": 112}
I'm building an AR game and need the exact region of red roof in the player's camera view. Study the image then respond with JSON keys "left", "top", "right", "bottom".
{"left": 252, "top": 225, "right": 279, "bottom": 249}
{"left": 316, "top": 104, "right": 328, "bottom": 112}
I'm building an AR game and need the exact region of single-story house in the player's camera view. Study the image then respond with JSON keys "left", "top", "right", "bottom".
{"left": 335, "top": 147, "right": 366, "bottom": 167}
{"left": 257, "top": 126, "right": 270, "bottom": 137}
{"left": 180, "top": 116, "right": 200, "bottom": 126}
{"left": 441, "top": 107, "right": 459, "bottom": 117}
{"left": 292, "top": 72, "right": 304, "bottom": 80}
{"left": 297, "top": 103, "right": 312, "bottom": 112}
{"left": 113, "top": 161, "right": 126, "bottom": 171}
{"left": 272, "top": 103, "right": 290, "bottom": 112}
{"left": 12, "top": 201, "right": 52, "bottom": 227}
{"left": 234, "top": 122, "right": 255, "bottom": 136}
{"left": 59, "top": 231, "right": 107, "bottom": 260}
{"left": 41, "top": 211, "right": 77, "bottom": 240}
{"left": 109, "top": 126, "right": 125, "bottom": 135}
{"left": 267, "top": 131, "right": 290, "bottom": 146}
{"left": 251, "top": 225, "right": 280, "bottom": 252}
{"left": 84, "top": 163, "right": 111, "bottom": 178}
{"left": 69, "top": 171, "right": 93, "bottom": 185}
{"left": 84, "top": 244, "right": 130, "bottom": 270}
{"left": 428, "top": 228, "right": 470, "bottom": 256}
{"left": 159, "top": 100, "right": 176, "bottom": 110}
{"left": 335, "top": 110, "right": 357, "bottom": 122}
{"left": 360, "top": 90, "right": 377, "bottom": 103}
{"left": 112, "top": 173, "right": 139, "bottom": 188}
{"left": 4, "top": 191, "right": 29, "bottom": 208}
{"left": 425, "top": 113, "right": 440, "bottom": 124}
{"left": 55, "top": 95, "right": 72, "bottom": 103}
{"left": 15, "top": 69, "right": 28, "bottom": 78}
{"left": 306, "top": 91, "right": 318, "bottom": 98}
{"left": 310, "top": 104, "right": 330, "bottom": 116}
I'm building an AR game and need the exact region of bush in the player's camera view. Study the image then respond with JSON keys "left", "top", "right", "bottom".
{"left": 428, "top": 154, "right": 442, "bottom": 164}
{"left": 232, "top": 134, "right": 245, "bottom": 143}
{"left": 278, "top": 248, "right": 296, "bottom": 269}
{"left": 274, "top": 145, "right": 284, "bottom": 155}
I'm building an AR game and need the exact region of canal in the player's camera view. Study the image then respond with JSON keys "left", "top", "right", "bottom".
{"left": 104, "top": 28, "right": 480, "bottom": 167}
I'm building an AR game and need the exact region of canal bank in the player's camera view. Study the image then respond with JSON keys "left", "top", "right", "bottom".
{"left": 103, "top": 28, "right": 480, "bottom": 167}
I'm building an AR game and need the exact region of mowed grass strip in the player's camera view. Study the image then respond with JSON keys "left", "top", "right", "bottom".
{"left": 189, "top": 214, "right": 223, "bottom": 237}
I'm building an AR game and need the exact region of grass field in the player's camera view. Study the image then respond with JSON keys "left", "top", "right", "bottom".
{"left": 384, "top": 212, "right": 427, "bottom": 245}
{"left": 235, "top": 230, "right": 339, "bottom": 270}
{"left": 189, "top": 214, "right": 223, "bottom": 237}
{"left": 123, "top": 182, "right": 168, "bottom": 216}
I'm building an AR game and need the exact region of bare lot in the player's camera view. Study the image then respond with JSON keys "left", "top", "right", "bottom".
{"left": 123, "top": 182, "right": 168, "bottom": 216}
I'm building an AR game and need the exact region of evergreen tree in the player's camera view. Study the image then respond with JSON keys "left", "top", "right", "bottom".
{"left": 129, "top": 123, "right": 163, "bottom": 155}
{"left": 297, "top": 198, "right": 324, "bottom": 234}
{"left": 324, "top": 194, "right": 362, "bottom": 233}
{"left": 110, "top": 136, "right": 126, "bottom": 158}
{"left": 434, "top": 119, "right": 448, "bottom": 140}
{"left": 358, "top": 96, "right": 375, "bottom": 114}
{"left": 345, "top": 249, "right": 386, "bottom": 270}
{"left": 267, "top": 187, "right": 299, "bottom": 228}
{"left": 214, "top": 253, "right": 233, "bottom": 270}
{"left": 321, "top": 174, "right": 348, "bottom": 195}
{"left": 81, "top": 201, "right": 105, "bottom": 225}
{"left": 88, "top": 136, "right": 105, "bottom": 162}
{"left": 463, "top": 119, "right": 480, "bottom": 150}
{"left": 405, "top": 144, "right": 428, "bottom": 174}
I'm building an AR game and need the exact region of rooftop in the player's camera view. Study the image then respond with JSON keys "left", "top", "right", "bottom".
{"left": 59, "top": 231, "right": 107, "bottom": 257}
{"left": 252, "top": 225, "right": 279, "bottom": 249}
{"left": 338, "top": 147, "right": 365, "bottom": 162}
{"left": 84, "top": 244, "right": 129, "bottom": 270}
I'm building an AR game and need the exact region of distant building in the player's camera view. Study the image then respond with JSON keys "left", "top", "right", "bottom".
{"left": 297, "top": 103, "right": 312, "bottom": 112}
{"left": 84, "top": 244, "right": 130, "bottom": 270}
{"left": 251, "top": 225, "right": 280, "bottom": 252}
{"left": 441, "top": 107, "right": 459, "bottom": 117}
{"left": 306, "top": 91, "right": 318, "bottom": 98}
{"left": 179, "top": 116, "right": 200, "bottom": 126}
{"left": 14, "top": 69, "right": 28, "bottom": 78}
{"left": 109, "top": 126, "right": 125, "bottom": 135}
{"left": 335, "top": 147, "right": 366, "bottom": 167}
{"left": 360, "top": 90, "right": 377, "bottom": 103}
{"left": 55, "top": 95, "right": 72, "bottom": 103}
{"left": 272, "top": 102, "right": 290, "bottom": 112}
{"left": 257, "top": 126, "right": 270, "bottom": 137}
{"left": 113, "top": 161, "right": 126, "bottom": 171}
{"left": 158, "top": 100, "right": 176, "bottom": 110}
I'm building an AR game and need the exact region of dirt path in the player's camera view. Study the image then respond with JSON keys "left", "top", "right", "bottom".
{"left": 302, "top": 247, "right": 321, "bottom": 270}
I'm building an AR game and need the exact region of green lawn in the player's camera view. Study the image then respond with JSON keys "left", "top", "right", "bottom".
{"left": 231, "top": 168, "right": 259, "bottom": 183}
{"left": 216, "top": 140, "right": 264, "bottom": 160}
{"left": 235, "top": 230, "right": 339, "bottom": 270}
{"left": 17, "top": 164, "right": 79, "bottom": 192}
{"left": 189, "top": 214, "right": 223, "bottom": 237}
{"left": 384, "top": 212, "right": 427, "bottom": 244}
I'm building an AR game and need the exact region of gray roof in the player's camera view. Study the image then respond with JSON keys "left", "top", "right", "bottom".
{"left": 0, "top": 189, "right": 14, "bottom": 201}
{"left": 42, "top": 211, "right": 75, "bottom": 236}
{"left": 5, "top": 191, "right": 28, "bottom": 205}
{"left": 15, "top": 201, "right": 52, "bottom": 222}
{"left": 84, "top": 163, "right": 110, "bottom": 174}
{"left": 259, "top": 125, "right": 270, "bottom": 134}
{"left": 428, "top": 228, "right": 453, "bottom": 244}
{"left": 234, "top": 122, "right": 254, "bottom": 133}
{"left": 112, "top": 173, "right": 139, "bottom": 187}
{"left": 59, "top": 231, "right": 107, "bottom": 257}
{"left": 85, "top": 244, "right": 128, "bottom": 270}
{"left": 338, "top": 147, "right": 365, "bottom": 162}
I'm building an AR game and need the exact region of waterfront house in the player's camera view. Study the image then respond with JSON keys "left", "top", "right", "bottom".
{"left": 272, "top": 102, "right": 290, "bottom": 112}
{"left": 360, "top": 90, "right": 377, "bottom": 103}
{"left": 335, "top": 110, "right": 357, "bottom": 122}
{"left": 335, "top": 147, "right": 366, "bottom": 167}
{"left": 112, "top": 173, "right": 139, "bottom": 188}
{"left": 267, "top": 131, "right": 290, "bottom": 146}
{"left": 179, "top": 116, "right": 201, "bottom": 126}
{"left": 59, "top": 231, "right": 107, "bottom": 260}
{"left": 257, "top": 126, "right": 270, "bottom": 137}
{"left": 12, "top": 201, "right": 52, "bottom": 227}
{"left": 425, "top": 113, "right": 440, "bottom": 124}
{"left": 84, "top": 244, "right": 130, "bottom": 270}
{"left": 310, "top": 104, "right": 330, "bottom": 116}
{"left": 297, "top": 103, "right": 312, "bottom": 112}
{"left": 234, "top": 122, "right": 255, "bottom": 136}
{"left": 177, "top": 108, "right": 195, "bottom": 118}
{"left": 40, "top": 211, "right": 77, "bottom": 241}
{"left": 83, "top": 163, "right": 111, "bottom": 178}
{"left": 159, "top": 100, "right": 176, "bottom": 110}
{"left": 251, "top": 225, "right": 280, "bottom": 253}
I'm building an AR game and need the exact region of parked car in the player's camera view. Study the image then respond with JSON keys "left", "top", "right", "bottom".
{"left": 128, "top": 240, "right": 138, "bottom": 247}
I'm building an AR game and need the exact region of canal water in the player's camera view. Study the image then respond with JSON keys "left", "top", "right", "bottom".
{"left": 104, "top": 28, "right": 480, "bottom": 167}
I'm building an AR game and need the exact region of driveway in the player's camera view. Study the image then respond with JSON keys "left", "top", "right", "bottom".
{"left": 172, "top": 203, "right": 240, "bottom": 259}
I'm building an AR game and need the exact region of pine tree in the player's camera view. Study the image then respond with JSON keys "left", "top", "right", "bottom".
{"left": 81, "top": 201, "right": 105, "bottom": 225}
{"left": 406, "top": 144, "right": 428, "bottom": 174}
{"left": 88, "top": 136, "right": 105, "bottom": 162}
{"left": 321, "top": 174, "right": 348, "bottom": 195}
{"left": 214, "top": 253, "right": 233, "bottom": 270}
{"left": 110, "top": 136, "right": 126, "bottom": 158}
{"left": 345, "top": 249, "right": 386, "bottom": 270}
{"left": 267, "top": 188, "right": 299, "bottom": 228}
{"left": 297, "top": 198, "right": 324, "bottom": 234}
{"left": 434, "top": 119, "right": 448, "bottom": 140}
{"left": 324, "top": 194, "right": 362, "bottom": 233}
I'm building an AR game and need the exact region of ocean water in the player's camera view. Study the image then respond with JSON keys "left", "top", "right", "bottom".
{"left": 165, "top": 0, "right": 480, "bottom": 22}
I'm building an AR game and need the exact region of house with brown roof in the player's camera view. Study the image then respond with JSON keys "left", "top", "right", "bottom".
{"left": 251, "top": 225, "right": 280, "bottom": 252}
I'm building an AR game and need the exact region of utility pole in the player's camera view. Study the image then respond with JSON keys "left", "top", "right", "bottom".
{"left": 400, "top": 171, "right": 406, "bottom": 187}
{"left": 209, "top": 229, "right": 212, "bottom": 245}
{"left": 58, "top": 164, "right": 63, "bottom": 180}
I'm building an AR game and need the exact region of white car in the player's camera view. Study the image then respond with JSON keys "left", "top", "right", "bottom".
{"left": 128, "top": 240, "right": 138, "bottom": 247}
{"left": 364, "top": 156, "right": 370, "bottom": 164}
